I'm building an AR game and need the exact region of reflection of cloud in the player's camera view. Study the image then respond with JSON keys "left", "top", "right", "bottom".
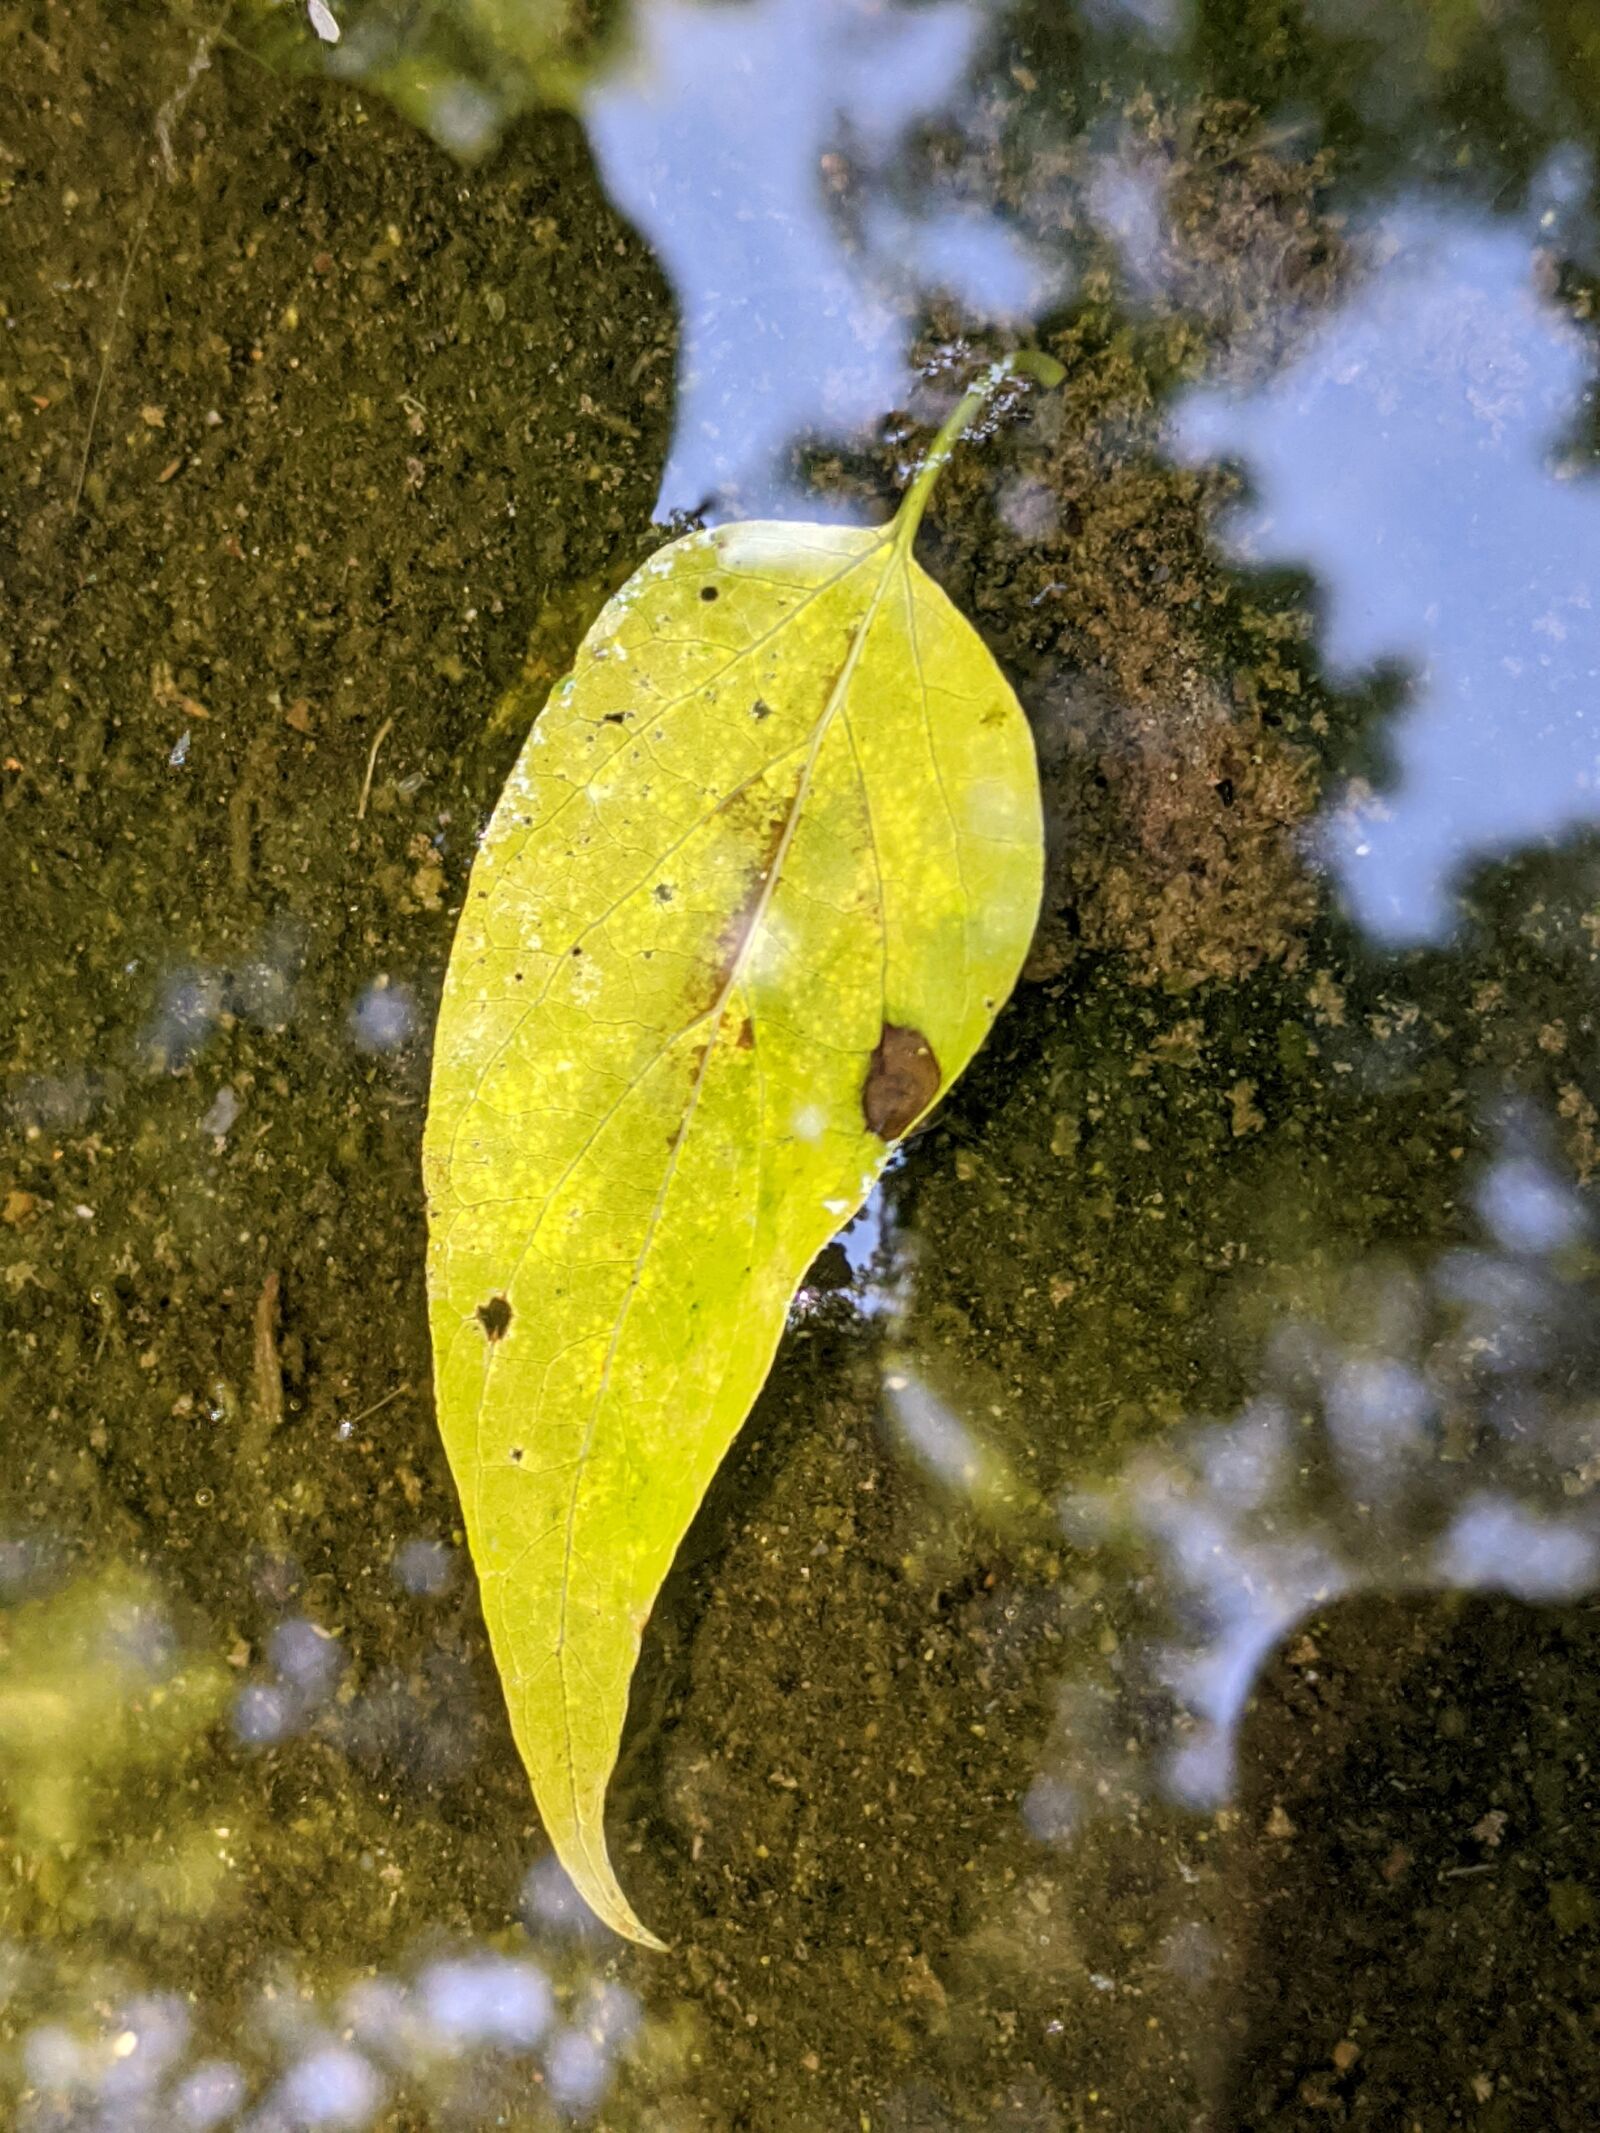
{"left": 173, "top": 2058, "right": 248, "bottom": 2129}
{"left": 268, "top": 2041, "right": 385, "bottom": 2129}
{"left": 1436, "top": 1494, "right": 1600, "bottom": 1600}
{"left": 1087, "top": 154, "right": 1166, "bottom": 294}
{"left": 1324, "top": 1356, "right": 1433, "bottom": 1481}
{"left": 546, "top": 2026, "right": 610, "bottom": 2113}
{"left": 235, "top": 1616, "right": 346, "bottom": 1747}
{"left": 1084, "top": 0, "right": 1185, "bottom": 39}
{"left": 1021, "top": 1771, "right": 1082, "bottom": 1843}
{"left": 1173, "top": 187, "right": 1600, "bottom": 941}
{"left": 1033, "top": 1131, "right": 1600, "bottom": 1828}
{"left": 17, "top": 1936, "right": 640, "bottom": 2130}
{"left": 391, "top": 1537, "right": 453, "bottom": 1596}
{"left": 199, "top": 1084, "right": 241, "bottom": 1138}
{"left": 885, "top": 1367, "right": 987, "bottom": 1490}
{"left": 1130, "top": 1427, "right": 1352, "bottom": 1806}
{"left": 22, "top": 1993, "right": 193, "bottom": 2122}
{"left": 585, "top": 0, "right": 1059, "bottom": 514}
{"left": 1475, "top": 1148, "right": 1586, "bottom": 1256}
{"left": 348, "top": 976, "right": 416, "bottom": 1053}
{"left": 521, "top": 1853, "right": 609, "bottom": 1943}
{"left": 417, "top": 1955, "right": 553, "bottom": 2050}
{"left": 137, "top": 924, "right": 303, "bottom": 1079}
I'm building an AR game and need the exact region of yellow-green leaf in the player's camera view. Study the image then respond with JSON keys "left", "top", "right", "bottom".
{"left": 423, "top": 356, "right": 1058, "bottom": 1947}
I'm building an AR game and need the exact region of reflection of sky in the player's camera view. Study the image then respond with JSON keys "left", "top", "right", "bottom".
{"left": 584, "top": 0, "right": 1059, "bottom": 515}
{"left": 1173, "top": 194, "right": 1600, "bottom": 942}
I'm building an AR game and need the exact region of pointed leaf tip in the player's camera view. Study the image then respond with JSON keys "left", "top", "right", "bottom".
{"left": 568, "top": 1840, "right": 669, "bottom": 1953}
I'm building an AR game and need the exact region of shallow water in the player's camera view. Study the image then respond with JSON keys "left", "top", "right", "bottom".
{"left": 3, "top": 0, "right": 1599, "bottom": 2127}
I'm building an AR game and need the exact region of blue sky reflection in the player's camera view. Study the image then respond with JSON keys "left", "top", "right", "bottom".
{"left": 585, "top": 0, "right": 1059, "bottom": 515}
{"left": 1173, "top": 191, "right": 1600, "bottom": 943}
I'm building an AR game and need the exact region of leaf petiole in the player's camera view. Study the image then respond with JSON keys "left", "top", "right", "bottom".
{"left": 892, "top": 347, "right": 1066, "bottom": 553}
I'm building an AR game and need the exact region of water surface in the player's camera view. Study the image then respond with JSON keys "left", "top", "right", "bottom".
{"left": 3, "top": 0, "right": 1599, "bottom": 2126}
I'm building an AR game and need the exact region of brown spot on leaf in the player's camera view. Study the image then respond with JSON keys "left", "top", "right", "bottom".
{"left": 476, "top": 1295, "right": 513, "bottom": 1341}
{"left": 736, "top": 1015, "right": 754, "bottom": 1050}
{"left": 862, "top": 1024, "right": 941, "bottom": 1140}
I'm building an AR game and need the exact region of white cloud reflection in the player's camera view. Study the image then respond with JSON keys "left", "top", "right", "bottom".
{"left": 875, "top": 1118, "right": 1600, "bottom": 1851}
{"left": 14, "top": 1937, "right": 640, "bottom": 2133}
{"left": 1038, "top": 1131, "right": 1600, "bottom": 1829}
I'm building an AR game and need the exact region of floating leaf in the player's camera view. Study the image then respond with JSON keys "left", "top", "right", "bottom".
{"left": 423, "top": 354, "right": 1060, "bottom": 1946}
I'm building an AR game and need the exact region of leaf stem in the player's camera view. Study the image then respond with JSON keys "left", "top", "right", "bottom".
{"left": 891, "top": 348, "right": 1065, "bottom": 553}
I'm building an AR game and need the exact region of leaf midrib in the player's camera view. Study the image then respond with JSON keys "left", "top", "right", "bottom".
{"left": 549, "top": 527, "right": 907, "bottom": 1851}
{"left": 458, "top": 532, "right": 889, "bottom": 1593}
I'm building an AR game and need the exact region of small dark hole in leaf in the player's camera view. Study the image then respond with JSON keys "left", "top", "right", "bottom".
{"left": 654, "top": 883, "right": 674, "bottom": 903}
{"left": 514, "top": 971, "right": 524, "bottom": 982}
{"left": 602, "top": 712, "right": 627, "bottom": 725}
{"left": 751, "top": 698, "right": 773, "bottom": 721}
{"left": 509, "top": 1445, "right": 524, "bottom": 1463}
{"left": 700, "top": 585, "right": 719, "bottom": 602}
{"left": 476, "top": 1296, "right": 513, "bottom": 1341}
{"left": 571, "top": 946, "right": 583, "bottom": 957}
